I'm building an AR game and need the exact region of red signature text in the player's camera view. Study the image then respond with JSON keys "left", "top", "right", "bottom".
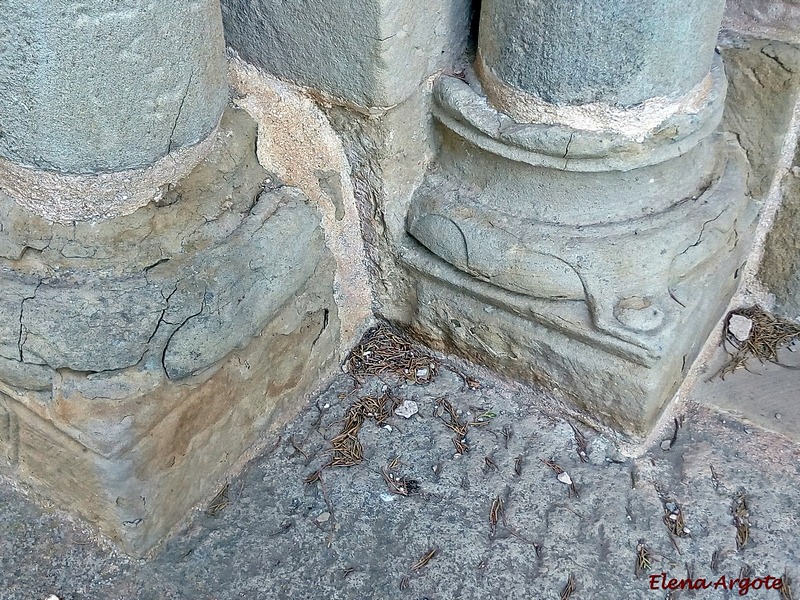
{"left": 649, "top": 572, "right": 783, "bottom": 596}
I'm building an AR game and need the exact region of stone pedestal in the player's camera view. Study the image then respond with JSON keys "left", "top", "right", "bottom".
{"left": 0, "top": 107, "right": 342, "bottom": 555}
{"left": 0, "top": 4, "right": 350, "bottom": 555}
{"left": 404, "top": 0, "right": 758, "bottom": 438}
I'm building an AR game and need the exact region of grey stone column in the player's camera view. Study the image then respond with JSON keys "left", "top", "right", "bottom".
{"left": 0, "top": 2, "right": 344, "bottom": 556}
{"left": 1, "top": 0, "right": 228, "bottom": 174}
{"left": 405, "top": 0, "right": 758, "bottom": 437}
{"left": 477, "top": 0, "right": 725, "bottom": 109}
{"left": 0, "top": 1, "right": 229, "bottom": 221}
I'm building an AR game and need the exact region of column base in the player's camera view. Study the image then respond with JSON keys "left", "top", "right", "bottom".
{"left": 0, "top": 107, "right": 342, "bottom": 555}
{"left": 403, "top": 69, "right": 758, "bottom": 439}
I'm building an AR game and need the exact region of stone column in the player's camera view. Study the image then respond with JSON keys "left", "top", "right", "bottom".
{"left": 0, "top": 0, "right": 229, "bottom": 221}
{"left": 0, "top": 3, "right": 344, "bottom": 555}
{"left": 477, "top": 1, "right": 725, "bottom": 110}
{"left": 405, "top": 0, "right": 758, "bottom": 437}
{"left": 2, "top": 0, "right": 228, "bottom": 173}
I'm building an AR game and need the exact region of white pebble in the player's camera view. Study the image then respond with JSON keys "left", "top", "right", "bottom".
{"left": 395, "top": 400, "right": 419, "bottom": 419}
{"left": 727, "top": 314, "right": 753, "bottom": 342}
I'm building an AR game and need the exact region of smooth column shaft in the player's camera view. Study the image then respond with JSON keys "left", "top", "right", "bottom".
{"left": 478, "top": 0, "right": 726, "bottom": 106}
{"left": 0, "top": 1, "right": 228, "bottom": 174}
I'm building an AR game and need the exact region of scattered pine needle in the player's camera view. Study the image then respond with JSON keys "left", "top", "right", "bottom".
{"left": 328, "top": 394, "right": 391, "bottom": 467}
{"left": 343, "top": 322, "right": 437, "bottom": 383}
{"left": 780, "top": 569, "right": 794, "bottom": 600}
{"left": 410, "top": 546, "right": 439, "bottom": 572}
{"left": 718, "top": 306, "right": 800, "bottom": 379}
{"left": 635, "top": 540, "right": 652, "bottom": 577}
{"left": 732, "top": 491, "right": 750, "bottom": 550}
{"left": 206, "top": 482, "right": 230, "bottom": 517}
{"left": 560, "top": 573, "right": 576, "bottom": 600}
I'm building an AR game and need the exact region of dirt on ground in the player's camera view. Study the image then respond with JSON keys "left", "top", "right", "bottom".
{"left": 2, "top": 327, "right": 799, "bottom": 600}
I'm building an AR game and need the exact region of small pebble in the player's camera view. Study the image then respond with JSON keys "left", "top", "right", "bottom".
{"left": 316, "top": 512, "right": 331, "bottom": 523}
{"left": 660, "top": 439, "right": 672, "bottom": 451}
{"left": 727, "top": 314, "right": 753, "bottom": 342}
{"left": 395, "top": 400, "right": 419, "bottom": 419}
{"left": 557, "top": 472, "right": 573, "bottom": 485}
{"left": 775, "top": 413, "right": 782, "bottom": 420}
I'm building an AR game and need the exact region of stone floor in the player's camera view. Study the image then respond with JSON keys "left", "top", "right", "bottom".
{"left": 2, "top": 340, "right": 799, "bottom": 600}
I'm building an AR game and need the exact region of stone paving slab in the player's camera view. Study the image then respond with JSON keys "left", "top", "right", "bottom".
{"left": 2, "top": 353, "right": 799, "bottom": 600}
{"left": 690, "top": 343, "right": 800, "bottom": 445}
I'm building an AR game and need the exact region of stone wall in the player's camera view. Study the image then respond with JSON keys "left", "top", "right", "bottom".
{"left": 719, "top": 1, "right": 800, "bottom": 319}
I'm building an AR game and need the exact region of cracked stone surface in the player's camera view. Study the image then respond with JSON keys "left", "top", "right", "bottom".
{"left": 2, "top": 348, "right": 797, "bottom": 599}
{"left": 760, "top": 156, "right": 800, "bottom": 321}
{"left": 719, "top": 33, "right": 800, "bottom": 200}
{"left": 0, "top": 104, "right": 343, "bottom": 554}
{"left": 0, "top": 106, "right": 325, "bottom": 387}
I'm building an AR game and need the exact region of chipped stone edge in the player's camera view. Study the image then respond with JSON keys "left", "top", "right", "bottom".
{"left": 476, "top": 50, "right": 719, "bottom": 142}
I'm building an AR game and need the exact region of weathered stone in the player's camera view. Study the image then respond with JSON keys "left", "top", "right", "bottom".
{"left": 220, "top": 0, "right": 472, "bottom": 108}
{"left": 401, "top": 132, "right": 756, "bottom": 436}
{"left": 760, "top": 163, "right": 800, "bottom": 319}
{"left": 0, "top": 109, "right": 321, "bottom": 379}
{"left": 322, "top": 88, "right": 438, "bottom": 325}
{"left": 719, "top": 34, "right": 800, "bottom": 198}
{"left": 478, "top": 0, "right": 725, "bottom": 107}
{"left": 403, "top": 234, "right": 748, "bottom": 437}
{"left": 0, "top": 394, "right": 19, "bottom": 467}
{"left": 0, "top": 104, "right": 342, "bottom": 555}
{"left": 226, "top": 59, "right": 375, "bottom": 347}
{"left": 162, "top": 193, "right": 325, "bottom": 379}
{"left": 0, "top": 1, "right": 228, "bottom": 173}
{"left": 2, "top": 273, "right": 339, "bottom": 554}
{"left": 392, "top": 0, "right": 759, "bottom": 440}
{"left": 724, "top": 0, "right": 800, "bottom": 43}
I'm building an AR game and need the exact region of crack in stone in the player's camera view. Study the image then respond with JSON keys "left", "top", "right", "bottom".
{"left": 677, "top": 209, "right": 726, "bottom": 256}
{"left": 161, "top": 289, "right": 207, "bottom": 380}
{"left": 144, "top": 258, "right": 170, "bottom": 272}
{"left": 761, "top": 47, "right": 793, "bottom": 73}
{"left": 17, "top": 279, "right": 42, "bottom": 362}
{"left": 563, "top": 132, "right": 575, "bottom": 159}
{"left": 167, "top": 71, "right": 195, "bottom": 154}
{"left": 146, "top": 286, "right": 178, "bottom": 346}
{"left": 562, "top": 132, "right": 576, "bottom": 169}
